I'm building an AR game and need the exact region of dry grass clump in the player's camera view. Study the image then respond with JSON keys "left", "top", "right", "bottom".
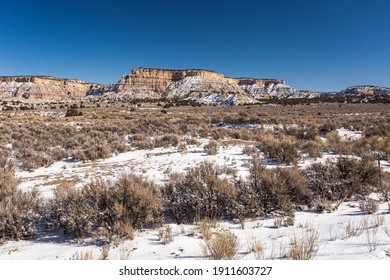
{"left": 197, "top": 218, "right": 219, "bottom": 241}
{"left": 248, "top": 237, "right": 265, "bottom": 260}
{"left": 70, "top": 250, "right": 94, "bottom": 260}
{"left": 344, "top": 219, "right": 364, "bottom": 238}
{"left": 365, "top": 227, "right": 379, "bottom": 252}
{"left": 201, "top": 230, "right": 241, "bottom": 260}
{"left": 359, "top": 199, "right": 379, "bottom": 214}
{"left": 52, "top": 173, "right": 163, "bottom": 241}
{"left": 158, "top": 225, "right": 174, "bottom": 244}
{"left": 0, "top": 156, "right": 41, "bottom": 241}
{"left": 289, "top": 228, "right": 320, "bottom": 260}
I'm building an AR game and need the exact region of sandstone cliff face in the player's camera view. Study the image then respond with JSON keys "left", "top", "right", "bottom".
{"left": 93, "top": 68, "right": 292, "bottom": 104}
{"left": 0, "top": 76, "right": 96, "bottom": 100}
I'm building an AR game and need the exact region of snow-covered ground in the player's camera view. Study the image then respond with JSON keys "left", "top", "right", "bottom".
{"left": 1, "top": 200, "right": 389, "bottom": 260}
{"left": 2, "top": 136, "right": 390, "bottom": 260}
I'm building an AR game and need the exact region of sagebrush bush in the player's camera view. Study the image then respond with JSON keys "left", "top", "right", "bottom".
{"left": 52, "top": 173, "right": 163, "bottom": 241}
{"left": 261, "top": 135, "right": 300, "bottom": 164}
{"left": 305, "top": 157, "right": 378, "bottom": 202}
{"left": 163, "top": 162, "right": 238, "bottom": 223}
{"left": 204, "top": 140, "right": 219, "bottom": 155}
{"left": 245, "top": 160, "right": 311, "bottom": 215}
{"left": 154, "top": 134, "right": 179, "bottom": 148}
{"left": 0, "top": 157, "right": 41, "bottom": 241}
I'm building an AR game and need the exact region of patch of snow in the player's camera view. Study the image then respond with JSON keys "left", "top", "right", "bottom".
{"left": 337, "top": 128, "right": 363, "bottom": 141}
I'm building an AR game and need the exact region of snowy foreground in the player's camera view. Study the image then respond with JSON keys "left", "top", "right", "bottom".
{"left": 1, "top": 138, "right": 390, "bottom": 260}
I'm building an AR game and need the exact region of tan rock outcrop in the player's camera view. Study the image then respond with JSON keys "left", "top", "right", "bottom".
{"left": 0, "top": 76, "right": 96, "bottom": 100}
{"left": 98, "top": 68, "right": 289, "bottom": 102}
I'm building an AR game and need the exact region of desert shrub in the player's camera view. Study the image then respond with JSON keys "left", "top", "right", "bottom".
{"left": 154, "top": 134, "right": 179, "bottom": 148}
{"left": 53, "top": 173, "right": 163, "bottom": 241}
{"left": 283, "top": 124, "right": 318, "bottom": 140}
{"left": 65, "top": 108, "right": 83, "bottom": 117}
{"left": 204, "top": 139, "right": 218, "bottom": 155}
{"left": 163, "top": 162, "right": 238, "bottom": 223}
{"left": 261, "top": 135, "right": 300, "bottom": 164}
{"left": 15, "top": 148, "right": 54, "bottom": 171}
{"left": 84, "top": 144, "right": 112, "bottom": 161}
{"left": 231, "top": 179, "right": 263, "bottom": 219}
{"left": 245, "top": 160, "right": 311, "bottom": 215}
{"left": 334, "top": 157, "right": 378, "bottom": 198}
{"left": 0, "top": 157, "right": 41, "bottom": 241}
{"left": 324, "top": 131, "right": 342, "bottom": 153}
{"left": 305, "top": 157, "right": 378, "bottom": 202}
{"left": 302, "top": 140, "right": 323, "bottom": 159}
{"left": 201, "top": 231, "right": 240, "bottom": 260}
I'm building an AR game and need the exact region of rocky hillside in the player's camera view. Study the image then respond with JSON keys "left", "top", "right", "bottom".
{"left": 1, "top": 69, "right": 389, "bottom": 104}
{"left": 0, "top": 76, "right": 98, "bottom": 101}
{"left": 338, "top": 85, "right": 390, "bottom": 97}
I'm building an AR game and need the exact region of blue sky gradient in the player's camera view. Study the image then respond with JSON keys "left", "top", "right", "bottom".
{"left": 0, "top": 0, "right": 389, "bottom": 91}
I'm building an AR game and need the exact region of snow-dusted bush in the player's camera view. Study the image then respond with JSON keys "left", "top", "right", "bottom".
{"left": 302, "top": 140, "right": 323, "bottom": 159}
{"left": 154, "top": 134, "right": 179, "bottom": 148}
{"left": 283, "top": 124, "right": 318, "bottom": 141}
{"left": 53, "top": 173, "right": 163, "bottom": 241}
{"left": 305, "top": 157, "right": 378, "bottom": 202}
{"left": 260, "top": 135, "right": 300, "bottom": 164}
{"left": 246, "top": 160, "right": 311, "bottom": 215}
{"left": 204, "top": 140, "right": 218, "bottom": 155}
{"left": 0, "top": 156, "right": 41, "bottom": 241}
{"left": 163, "top": 162, "right": 238, "bottom": 223}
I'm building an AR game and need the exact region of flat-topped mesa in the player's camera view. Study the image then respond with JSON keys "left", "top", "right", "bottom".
{"left": 0, "top": 76, "right": 96, "bottom": 100}
{"left": 108, "top": 67, "right": 290, "bottom": 102}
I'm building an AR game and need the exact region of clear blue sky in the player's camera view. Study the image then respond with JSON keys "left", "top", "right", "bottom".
{"left": 0, "top": 0, "right": 389, "bottom": 91}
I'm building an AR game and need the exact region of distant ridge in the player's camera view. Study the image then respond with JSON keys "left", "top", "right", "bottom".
{"left": 1, "top": 68, "right": 389, "bottom": 104}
